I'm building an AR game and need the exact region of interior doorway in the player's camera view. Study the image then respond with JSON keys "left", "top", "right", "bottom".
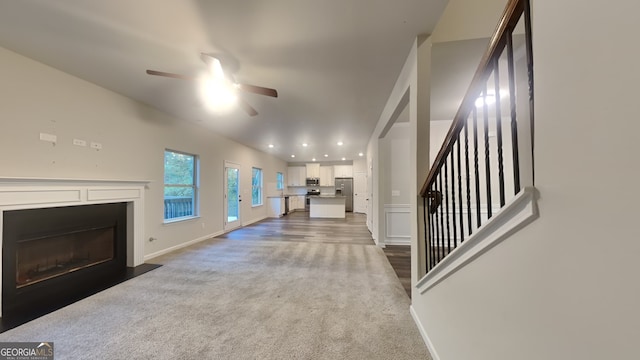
{"left": 354, "top": 172, "right": 367, "bottom": 214}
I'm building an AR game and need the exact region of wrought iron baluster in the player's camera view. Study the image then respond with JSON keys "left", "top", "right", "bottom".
{"left": 506, "top": 32, "right": 521, "bottom": 194}
{"left": 450, "top": 148, "right": 457, "bottom": 249}
{"left": 465, "top": 118, "right": 472, "bottom": 236}
{"left": 429, "top": 194, "right": 436, "bottom": 270}
{"left": 482, "top": 86, "right": 493, "bottom": 219}
{"left": 473, "top": 107, "right": 482, "bottom": 228}
{"left": 423, "top": 196, "right": 429, "bottom": 271}
{"left": 433, "top": 176, "right": 440, "bottom": 263}
{"left": 525, "top": 0, "right": 535, "bottom": 185}
{"left": 444, "top": 160, "right": 451, "bottom": 254}
{"left": 438, "top": 172, "right": 445, "bottom": 262}
{"left": 457, "top": 133, "right": 465, "bottom": 244}
{"left": 493, "top": 58, "right": 506, "bottom": 207}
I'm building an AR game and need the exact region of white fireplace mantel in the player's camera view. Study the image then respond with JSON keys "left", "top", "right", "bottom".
{"left": 0, "top": 177, "right": 150, "bottom": 316}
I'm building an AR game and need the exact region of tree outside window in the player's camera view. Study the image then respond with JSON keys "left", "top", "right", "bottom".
{"left": 252, "top": 167, "right": 263, "bottom": 206}
{"left": 164, "top": 150, "right": 198, "bottom": 220}
{"left": 277, "top": 172, "right": 284, "bottom": 190}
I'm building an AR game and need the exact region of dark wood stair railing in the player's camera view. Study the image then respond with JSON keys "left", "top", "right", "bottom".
{"left": 420, "top": 0, "right": 534, "bottom": 273}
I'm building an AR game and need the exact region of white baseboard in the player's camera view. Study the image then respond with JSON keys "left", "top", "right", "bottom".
{"left": 144, "top": 230, "right": 224, "bottom": 261}
{"left": 410, "top": 305, "right": 441, "bottom": 360}
{"left": 385, "top": 238, "right": 411, "bottom": 246}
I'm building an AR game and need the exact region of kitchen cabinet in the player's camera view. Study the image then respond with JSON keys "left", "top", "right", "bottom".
{"left": 288, "top": 195, "right": 305, "bottom": 211}
{"left": 320, "top": 166, "right": 334, "bottom": 186}
{"left": 267, "top": 197, "right": 285, "bottom": 218}
{"left": 289, "top": 195, "right": 297, "bottom": 210}
{"left": 333, "top": 165, "right": 353, "bottom": 178}
{"left": 306, "top": 163, "right": 320, "bottom": 178}
{"left": 287, "top": 166, "right": 306, "bottom": 186}
{"left": 296, "top": 195, "right": 306, "bottom": 210}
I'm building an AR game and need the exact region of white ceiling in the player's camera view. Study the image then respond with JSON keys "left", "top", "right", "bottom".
{"left": 0, "top": 0, "right": 447, "bottom": 163}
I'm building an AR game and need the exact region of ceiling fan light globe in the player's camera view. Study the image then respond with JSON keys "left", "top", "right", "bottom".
{"left": 199, "top": 75, "right": 237, "bottom": 113}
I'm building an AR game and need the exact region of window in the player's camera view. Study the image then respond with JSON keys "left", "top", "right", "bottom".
{"left": 252, "top": 167, "right": 263, "bottom": 206}
{"left": 164, "top": 150, "right": 198, "bottom": 221}
{"left": 276, "top": 172, "right": 284, "bottom": 190}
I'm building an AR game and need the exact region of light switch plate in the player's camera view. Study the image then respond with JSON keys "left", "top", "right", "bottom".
{"left": 90, "top": 142, "right": 102, "bottom": 150}
{"left": 73, "top": 139, "right": 87, "bottom": 146}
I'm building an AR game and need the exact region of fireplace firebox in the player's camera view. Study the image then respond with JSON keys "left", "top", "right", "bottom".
{"left": 2, "top": 203, "right": 127, "bottom": 317}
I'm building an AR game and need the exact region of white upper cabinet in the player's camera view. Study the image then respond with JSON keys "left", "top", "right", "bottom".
{"left": 306, "top": 163, "right": 320, "bottom": 178}
{"left": 320, "top": 166, "right": 334, "bottom": 186}
{"left": 333, "top": 165, "right": 353, "bottom": 178}
{"left": 287, "top": 166, "right": 306, "bottom": 186}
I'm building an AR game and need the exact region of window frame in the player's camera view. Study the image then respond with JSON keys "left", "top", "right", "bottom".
{"left": 252, "top": 167, "right": 263, "bottom": 207}
{"left": 163, "top": 149, "right": 200, "bottom": 223}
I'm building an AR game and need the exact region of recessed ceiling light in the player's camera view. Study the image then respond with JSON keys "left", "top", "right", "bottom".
{"left": 291, "top": 154, "right": 295, "bottom": 158}
{"left": 312, "top": 158, "right": 316, "bottom": 161}
{"left": 324, "top": 154, "right": 329, "bottom": 157}
{"left": 341, "top": 157, "right": 346, "bottom": 161}
{"left": 337, "top": 141, "right": 343, "bottom": 146}
{"left": 358, "top": 152, "right": 364, "bottom": 157}
{"left": 268, "top": 144, "right": 274, "bottom": 148}
{"left": 302, "top": 143, "right": 308, "bottom": 147}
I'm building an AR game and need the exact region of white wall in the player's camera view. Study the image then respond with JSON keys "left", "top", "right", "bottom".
{"left": 429, "top": 120, "right": 452, "bottom": 167}
{"left": 411, "top": 1, "right": 640, "bottom": 359}
{"left": 0, "top": 46, "right": 287, "bottom": 259}
{"left": 430, "top": 0, "right": 508, "bottom": 43}
{"left": 379, "top": 122, "right": 411, "bottom": 205}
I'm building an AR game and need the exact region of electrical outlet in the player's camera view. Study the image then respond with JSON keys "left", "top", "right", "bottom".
{"left": 90, "top": 142, "right": 102, "bottom": 150}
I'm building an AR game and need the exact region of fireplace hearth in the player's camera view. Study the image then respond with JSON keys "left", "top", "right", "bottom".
{"left": 2, "top": 203, "right": 127, "bottom": 317}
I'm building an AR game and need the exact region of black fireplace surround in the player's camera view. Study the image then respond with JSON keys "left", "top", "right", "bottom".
{"left": 2, "top": 203, "right": 127, "bottom": 317}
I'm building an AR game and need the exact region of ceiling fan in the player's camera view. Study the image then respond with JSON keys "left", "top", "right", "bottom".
{"left": 146, "top": 53, "right": 278, "bottom": 116}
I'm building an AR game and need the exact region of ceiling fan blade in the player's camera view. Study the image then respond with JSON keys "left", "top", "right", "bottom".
{"left": 146, "top": 69, "right": 195, "bottom": 81}
{"left": 237, "top": 98, "right": 258, "bottom": 117}
{"left": 237, "top": 83, "right": 278, "bottom": 98}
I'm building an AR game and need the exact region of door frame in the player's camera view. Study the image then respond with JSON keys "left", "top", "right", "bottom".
{"left": 354, "top": 172, "right": 367, "bottom": 214}
{"left": 224, "top": 161, "right": 242, "bottom": 232}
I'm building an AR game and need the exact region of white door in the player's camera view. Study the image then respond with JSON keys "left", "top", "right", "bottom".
{"left": 224, "top": 161, "right": 242, "bottom": 232}
{"left": 354, "top": 172, "right": 367, "bottom": 213}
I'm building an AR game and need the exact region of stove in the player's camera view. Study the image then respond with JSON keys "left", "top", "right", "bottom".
{"left": 305, "top": 190, "right": 320, "bottom": 211}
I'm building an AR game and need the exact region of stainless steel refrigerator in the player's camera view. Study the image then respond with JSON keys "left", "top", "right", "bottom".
{"left": 334, "top": 177, "right": 353, "bottom": 212}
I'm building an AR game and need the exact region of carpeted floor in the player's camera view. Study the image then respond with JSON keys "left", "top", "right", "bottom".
{"left": 0, "top": 214, "right": 430, "bottom": 359}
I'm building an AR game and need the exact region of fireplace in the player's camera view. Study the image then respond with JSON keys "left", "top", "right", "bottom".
{"left": 0, "top": 177, "right": 148, "bottom": 321}
{"left": 16, "top": 226, "right": 115, "bottom": 287}
{"left": 2, "top": 203, "right": 127, "bottom": 317}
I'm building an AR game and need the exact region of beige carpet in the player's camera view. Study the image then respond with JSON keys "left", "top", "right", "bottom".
{"left": 0, "top": 229, "right": 430, "bottom": 359}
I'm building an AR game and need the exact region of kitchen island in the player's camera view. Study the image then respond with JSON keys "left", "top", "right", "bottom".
{"left": 309, "top": 196, "right": 346, "bottom": 218}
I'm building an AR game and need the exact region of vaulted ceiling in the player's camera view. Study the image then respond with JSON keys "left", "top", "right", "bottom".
{"left": 0, "top": 0, "right": 447, "bottom": 162}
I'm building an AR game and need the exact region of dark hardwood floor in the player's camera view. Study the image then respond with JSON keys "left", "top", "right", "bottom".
{"left": 382, "top": 245, "right": 411, "bottom": 298}
{"left": 219, "top": 211, "right": 413, "bottom": 298}
{"left": 218, "top": 211, "right": 375, "bottom": 245}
